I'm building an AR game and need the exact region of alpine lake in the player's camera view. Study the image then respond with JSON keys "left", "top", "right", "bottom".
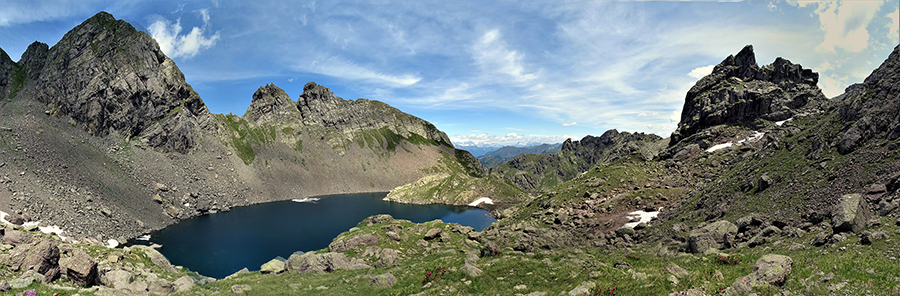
{"left": 128, "top": 192, "right": 496, "bottom": 278}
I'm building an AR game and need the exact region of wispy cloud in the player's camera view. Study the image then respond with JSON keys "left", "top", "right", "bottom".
{"left": 562, "top": 122, "right": 577, "bottom": 127}
{"left": 148, "top": 8, "right": 221, "bottom": 59}
{"left": 0, "top": 1, "right": 97, "bottom": 27}
{"left": 472, "top": 29, "right": 537, "bottom": 83}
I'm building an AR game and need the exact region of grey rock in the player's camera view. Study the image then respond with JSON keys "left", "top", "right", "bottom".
{"left": 666, "top": 264, "right": 690, "bottom": 278}
{"left": 173, "top": 276, "right": 194, "bottom": 293}
{"left": 224, "top": 267, "right": 249, "bottom": 280}
{"left": 688, "top": 220, "right": 738, "bottom": 253}
{"left": 365, "top": 214, "right": 394, "bottom": 225}
{"left": 385, "top": 231, "right": 401, "bottom": 241}
{"left": 374, "top": 248, "right": 400, "bottom": 268}
{"left": 0, "top": 280, "right": 8, "bottom": 291}
{"left": 832, "top": 193, "right": 870, "bottom": 233}
{"left": 328, "top": 234, "right": 379, "bottom": 252}
{"left": 668, "top": 45, "right": 826, "bottom": 148}
{"left": 243, "top": 84, "right": 301, "bottom": 124}
{"left": 723, "top": 254, "right": 793, "bottom": 296}
{"left": 834, "top": 45, "right": 900, "bottom": 154}
{"left": 231, "top": 284, "right": 252, "bottom": 294}
{"left": 424, "top": 228, "right": 442, "bottom": 240}
{"left": 28, "top": 12, "right": 216, "bottom": 153}
{"left": 461, "top": 262, "right": 482, "bottom": 277}
{"left": 60, "top": 248, "right": 98, "bottom": 287}
{"left": 260, "top": 258, "right": 286, "bottom": 274}
{"left": 131, "top": 245, "right": 177, "bottom": 273}
{"left": 369, "top": 273, "right": 397, "bottom": 288}
{"left": 2, "top": 230, "right": 32, "bottom": 246}
{"left": 567, "top": 281, "right": 595, "bottom": 295}
{"left": 286, "top": 252, "right": 364, "bottom": 273}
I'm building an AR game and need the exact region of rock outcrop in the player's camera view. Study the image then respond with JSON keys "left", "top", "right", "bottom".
{"left": 0, "top": 48, "right": 13, "bottom": 99}
{"left": 834, "top": 44, "right": 900, "bottom": 154}
{"left": 669, "top": 45, "right": 827, "bottom": 147}
{"left": 22, "top": 12, "right": 215, "bottom": 153}
{"left": 490, "top": 129, "right": 664, "bottom": 192}
{"left": 243, "top": 84, "right": 302, "bottom": 124}
{"left": 688, "top": 220, "right": 738, "bottom": 253}
{"left": 297, "top": 81, "right": 451, "bottom": 145}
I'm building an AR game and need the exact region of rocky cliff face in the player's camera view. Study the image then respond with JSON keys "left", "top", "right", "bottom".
{"left": 490, "top": 129, "right": 665, "bottom": 192}
{"left": 296, "top": 82, "right": 451, "bottom": 145}
{"left": 19, "top": 12, "right": 215, "bottom": 153}
{"left": 834, "top": 44, "right": 900, "bottom": 154}
{"left": 0, "top": 48, "right": 12, "bottom": 99}
{"left": 669, "top": 45, "right": 827, "bottom": 147}
{"left": 243, "top": 84, "right": 302, "bottom": 124}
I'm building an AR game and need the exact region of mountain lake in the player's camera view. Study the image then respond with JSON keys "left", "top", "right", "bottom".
{"left": 128, "top": 192, "right": 496, "bottom": 278}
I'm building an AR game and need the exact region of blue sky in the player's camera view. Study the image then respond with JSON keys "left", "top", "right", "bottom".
{"left": 1, "top": 0, "right": 898, "bottom": 147}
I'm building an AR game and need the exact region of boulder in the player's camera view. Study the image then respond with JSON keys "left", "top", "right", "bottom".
{"left": 374, "top": 248, "right": 400, "bottom": 268}
{"left": 2, "top": 231, "right": 32, "bottom": 246}
{"left": 101, "top": 269, "right": 133, "bottom": 289}
{"left": 568, "top": 281, "right": 596, "bottom": 295}
{"left": 131, "top": 245, "right": 177, "bottom": 273}
{"left": 224, "top": 267, "right": 249, "bottom": 280}
{"left": 286, "top": 252, "right": 367, "bottom": 273}
{"left": 146, "top": 274, "right": 175, "bottom": 294}
{"left": 460, "top": 262, "right": 482, "bottom": 277}
{"left": 260, "top": 258, "right": 286, "bottom": 274}
{"left": 369, "top": 273, "right": 397, "bottom": 288}
{"left": 328, "top": 234, "right": 380, "bottom": 252}
{"left": 724, "top": 254, "right": 793, "bottom": 296}
{"left": 385, "top": 231, "right": 401, "bottom": 241}
{"left": 365, "top": 214, "right": 394, "bottom": 225}
{"left": 16, "top": 240, "right": 60, "bottom": 281}
{"left": 688, "top": 220, "right": 738, "bottom": 253}
{"left": 60, "top": 248, "right": 98, "bottom": 287}
{"left": 424, "top": 228, "right": 442, "bottom": 240}
{"left": 0, "top": 280, "right": 8, "bottom": 291}
{"left": 832, "top": 193, "right": 870, "bottom": 233}
{"left": 231, "top": 284, "right": 252, "bottom": 294}
{"left": 173, "top": 276, "right": 195, "bottom": 293}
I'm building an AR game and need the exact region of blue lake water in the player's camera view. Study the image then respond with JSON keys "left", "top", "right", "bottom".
{"left": 129, "top": 192, "right": 496, "bottom": 278}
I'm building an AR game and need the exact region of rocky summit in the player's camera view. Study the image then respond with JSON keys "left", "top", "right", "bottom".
{"left": 668, "top": 45, "right": 827, "bottom": 150}
{"left": 2, "top": 10, "right": 900, "bottom": 296}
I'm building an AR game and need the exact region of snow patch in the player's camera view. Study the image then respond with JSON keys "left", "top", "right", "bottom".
{"left": 705, "top": 142, "right": 733, "bottom": 153}
{"left": 1, "top": 210, "right": 77, "bottom": 244}
{"left": 705, "top": 131, "right": 765, "bottom": 153}
{"left": 292, "top": 197, "right": 320, "bottom": 203}
{"left": 775, "top": 118, "right": 792, "bottom": 126}
{"left": 622, "top": 207, "right": 662, "bottom": 229}
{"left": 468, "top": 197, "right": 494, "bottom": 207}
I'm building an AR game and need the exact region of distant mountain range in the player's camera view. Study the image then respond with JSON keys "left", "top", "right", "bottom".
{"left": 477, "top": 143, "right": 562, "bottom": 168}
{"left": 455, "top": 142, "right": 556, "bottom": 157}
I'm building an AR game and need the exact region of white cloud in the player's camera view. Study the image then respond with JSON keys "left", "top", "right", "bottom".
{"left": 688, "top": 64, "right": 715, "bottom": 79}
{"left": 790, "top": 0, "right": 881, "bottom": 53}
{"left": 562, "top": 122, "right": 577, "bottom": 127}
{"left": 472, "top": 29, "right": 537, "bottom": 83}
{"left": 888, "top": 8, "right": 900, "bottom": 44}
{"left": 451, "top": 133, "right": 570, "bottom": 147}
{"left": 300, "top": 53, "right": 421, "bottom": 87}
{"left": 148, "top": 9, "right": 221, "bottom": 59}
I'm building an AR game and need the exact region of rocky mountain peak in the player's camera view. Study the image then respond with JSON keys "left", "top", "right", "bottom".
{"left": 0, "top": 48, "right": 12, "bottom": 99}
{"left": 243, "top": 83, "right": 300, "bottom": 124}
{"left": 668, "top": 45, "right": 826, "bottom": 147}
{"left": 834, "top": 44, "right": 900, "bottom": 154}
{"left": 19, "top": 11, "right": 215, "bottom": 153}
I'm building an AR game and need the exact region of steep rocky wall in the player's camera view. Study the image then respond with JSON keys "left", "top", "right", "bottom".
{"left": 0, "top": 48, "right": 12, "bottom": 99}
{"left": 22, "top": 12, "right": 215, "bottom": 153}
{"left": 835, "top": 44, "right": 900, "bottom": 154}
{"left": 669, "top": 45, "right": 827, "bottom": 147}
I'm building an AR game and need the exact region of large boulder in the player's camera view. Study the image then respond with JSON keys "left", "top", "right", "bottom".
{"left": 60, "top": 249, "right": 98, "bottom": 287}
{"left": 2, "top": 230, "right": 33, "bottom": 246}
{"left": 130, "top": 245, "right": 177, "bottom": 273}
{"left": 328, "top": 234, "right": 380, "bottom": 252}
{"left": 260, "top": 258, "right": 286, "bottom": 274}
{"left": 11, "top": 241, "right": 60, "bottom": 282}
{"left": 688, "top": 220, "right": 738, "bottom": 253}
{"left": 373, "top": 248, "right": 400, "bottom": 268}
{"left": 724, "top": 254, "right": 793, "bottom": 296}
{"left": 369, "top": 273, "right": 397, "bottom": 288}
{"left": 285, "top": 252, "right": 369, "bottom": 274}
{"left": 832, "top": 193, "right": 870, "bottom": 233}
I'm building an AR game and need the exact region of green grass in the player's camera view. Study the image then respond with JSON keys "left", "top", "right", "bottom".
{"left": 8, "top": 63, "right": 26, "bottom": 99}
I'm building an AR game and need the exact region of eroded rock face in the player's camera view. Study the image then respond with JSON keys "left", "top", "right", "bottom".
{"left": 669, "top": 45, "right": 827, "bottom": 146}
{"left": 0, "top": 48, "right": 12, "bottom": 98}
{"left": 26, "top": 12, "right": 215, "bottom": 153}
{"left": 835, "top": 45, "right": 900, "bottom": 154}
{"left": 60, "top": 248, "right": 98, "bottom": 287}
{"left": 297, "top": 82, "right": 451, "bottom": 145}
{"left": 243, "top": 84, "right": 301, "bottom": 124}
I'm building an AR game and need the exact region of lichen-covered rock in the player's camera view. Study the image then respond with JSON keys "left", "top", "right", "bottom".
{"left": 173, "top": 275, "right": 195, "bottom": 293}
{"left": 131, "top": 245, "right": 177, "bottom": 273}
{"left": 260, "top": 258, "right": 286, "bottom": 274}
{"left": 424, "top": 228, "right": 442, "bottom": 240}
{"left": 688, "top": 220, "right": 738, "bottom": 253}
{"left": 832, "top": 193, "right": 870, "bottom": 233}
{"left": 286, "top": 252, "right": 369, "bottom": 274}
